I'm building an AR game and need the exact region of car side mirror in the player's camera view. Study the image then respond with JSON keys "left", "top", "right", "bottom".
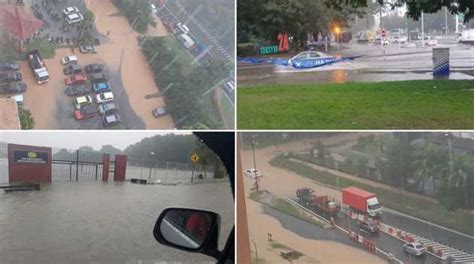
{"left": 153, "top": 208, "right": 222, "bottom": 259}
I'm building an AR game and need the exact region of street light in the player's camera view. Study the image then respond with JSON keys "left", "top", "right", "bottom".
{"left": 334, "top": 26, "right": 341, "bottom": 50}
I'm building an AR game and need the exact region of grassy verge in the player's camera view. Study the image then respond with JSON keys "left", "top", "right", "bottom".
{"left": 25, "top": 38, "right": 55, "bottom": 59}
{"left": 249, "top": 191, "right": 325, "bottom": 227}
{"left": 221, "top": 92, "right": 235, "bottom": 129}
{"left": 270, "top": 155, "right": 474, "bottom": 236}
{"left": 238, "top": 80, "right": 474, "bottom": 129}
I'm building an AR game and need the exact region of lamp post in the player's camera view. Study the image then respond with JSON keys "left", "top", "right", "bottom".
{"left": 334, "top": 26, "right": 341, "bottom": 50}
{"left": 148, "top": 151, "right": 155, "bottom": 182}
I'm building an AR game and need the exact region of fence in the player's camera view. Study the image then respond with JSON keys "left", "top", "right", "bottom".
{"left": 51, "top": 148, "right": 105, "bottom": 182}
{"left": 127, "top": 157, "right": 220, "bottom": 184}
{"left": 0, "top": 143, "right": 8, "bottom": 184}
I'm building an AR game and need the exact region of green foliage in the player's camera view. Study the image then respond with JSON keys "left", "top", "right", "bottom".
{"left": 193, "top": 137, "right": 228, "bottom": 179}
{"left": 25, "top": 38, "right": 55, "bottom": 59}
{"left": 18, "top": 108, "right": 34, "bottom": 130}
{"left": 140, "top": 36, "right": 225, "bottom": 129}
{"left": 112, "top": 0, "right": 153, "bottom": 34}
{"left": 238, "top": 80, "right": 474, "bottom": 129}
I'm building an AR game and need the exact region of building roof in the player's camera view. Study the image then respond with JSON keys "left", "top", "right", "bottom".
{"left": 0, "top": 97, "right": 20, "bottom": 129}
{"left": 0, "top": 4, "right": 43, "bottom": 40}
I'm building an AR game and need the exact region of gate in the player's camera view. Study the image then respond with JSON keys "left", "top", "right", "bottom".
{"left": 52, "top": 148, "right": 104, "bottom": 182}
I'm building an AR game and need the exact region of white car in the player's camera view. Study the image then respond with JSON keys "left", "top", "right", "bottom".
{"left": 66, "top": 13, "right": 84, "bottom": 24}
{"left": 63, "top": 7, "right": 79, "bottom": 16}
{"left": 244, "top": 168, "right": 262, "bottom": 179}
{"left": 403, "top": 242, "right": 426, "bottom": 256}
{"left": 61, "top": 55, "right": 78, "bottom": 65}
{"left": 425, "top": 37, "right": 438, "bottom": 46}
{"left": 95, "top": 92, "right": 114, "bottom": 104}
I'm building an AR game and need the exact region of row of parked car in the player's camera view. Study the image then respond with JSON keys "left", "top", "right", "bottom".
{"left": 0, "top": 62, "right": 27, "bottom": 102}
{"left": 61, "top": 56, "right": 120, "bottom": 127}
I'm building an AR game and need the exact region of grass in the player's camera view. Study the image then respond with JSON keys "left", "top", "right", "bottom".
{"left": 249, "top": 191, "right": 325, "bottom": 227}
{"left": 25, "top": 38, "right": 55, "bottom": 59}
{"left": 220, "top": 90, "right": 235, "bottom": 129}
{"left": 238, "top": 80, "right": 474, "bottom": 129}
{"left": 270, "top": 155, "right": 474, "bottom": 236}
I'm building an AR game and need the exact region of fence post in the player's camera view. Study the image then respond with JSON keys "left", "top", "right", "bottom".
{"left": 95, "top": 165, "right": 98, "bottom": 181}
{"left": 69, "top": 163, "right": 72, "bottom": 181}
{"left": 76, "top": 150, "right": 79, "bottom": 182}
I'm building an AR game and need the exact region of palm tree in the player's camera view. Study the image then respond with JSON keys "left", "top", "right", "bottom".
{"left": 411, "top": 143, "right": 447, "bottom": 194}
{"left": 442, "top": 155, "right": 474, "bottom": 208}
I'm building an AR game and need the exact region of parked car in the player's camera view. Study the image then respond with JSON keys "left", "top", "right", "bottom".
{"left": 85, "top": 63, "right": 104, "bottom": 74}
{"left": 403, "top": 242, "right": 426, "bottom": 256}
{"left": 79, "top": 45, "right": 97, "bottom": 54}
{"left": 0, "top": 61, "right": 20, "bottom": 71}
{"left": 0, "top": 82, "right": 27, "bottom": 94}
{"left": 103, "top": 112, "right": 121, "bottom": 127}
{"left": 91, "top": 73, "right": 108, "bottom": 83}
{"left": 61, "top": 55, "right": 78, "bottom": 65}
{"left": 8, "top": 94, "right": 24, "bottom": 105}
{"left": 95, "top": 92, "right": 114, "bottom": 104}
{"left": 98, "top": 102, "right": 117, "bottom": 115}
{"left": 65, "top": 85, "right": 90, "bottom": 96}
{"left": 73, "top": 95, "right": 93, "bottom": 110}
{"left": 62, "top": 7, "right": 79, "bottom": 16}
{"left": 65, "top": 73, "right": 87, "bottom": 85}
{"left": 359, "top": 222, "right": 378, "bottom": 234}
{"left": 0, "top": 72, "right": 22, "bottom": 83}
{"left": 152, "top": 107, "right": 167, "bottom": 118}
{"left": 66, "top": 13, "right": 84, "bottom": 24}
{"left": 92, "top": 82, "right": 111, "bottom": 93}
{"left": 244, "top": 168, "right": 262, "bottom": 179}
{"left": 74, "top": 104, "right": 96, "bottom": 120}
{"left": 63, "top": 64, "right": 82, "bottom": 75}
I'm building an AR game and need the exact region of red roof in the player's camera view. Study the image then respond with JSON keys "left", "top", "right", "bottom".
{"left": 0, "top": 4, "right": 43, "bottom": 40}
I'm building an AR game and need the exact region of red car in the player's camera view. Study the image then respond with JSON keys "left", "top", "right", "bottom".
{"left": 74, "top": 104, "right": 96, "bottom": 120}
{"left": 65, "top": 74, "right": 87, "bottom": 85}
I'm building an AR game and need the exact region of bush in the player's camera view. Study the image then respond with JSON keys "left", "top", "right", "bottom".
{"left": 19, "top": 108, "right": 35, "bottom": 130}
{"left": 112, "top": 0, "right": 153, "bottom": 34}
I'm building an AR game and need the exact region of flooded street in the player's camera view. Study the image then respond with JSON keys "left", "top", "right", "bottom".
{"left": 0, "top": 181, "right": 233, "bottom": 264}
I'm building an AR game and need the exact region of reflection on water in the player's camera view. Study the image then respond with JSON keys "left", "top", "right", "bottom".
{"left": 0, "top": 181, "right": 233, "bottom": 263}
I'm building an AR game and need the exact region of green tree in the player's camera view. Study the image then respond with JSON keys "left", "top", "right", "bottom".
{"left": 385, "top": 133, "right": 414, "bottom": 188}
{"left": 411, "top": 143, "right": 447, "bottom": 195}
{"left": 18, "top": 108, "right": 34, "bottom": 130}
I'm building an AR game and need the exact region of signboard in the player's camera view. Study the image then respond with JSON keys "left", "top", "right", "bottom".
{"left": 259, "top": 45, "right": 279, "bottom": 55}
{"left": 190, "top": 153, "right": 200, "bottom": 164}
{"left": 13, "top": 150, "right": 48, "bottom": 164}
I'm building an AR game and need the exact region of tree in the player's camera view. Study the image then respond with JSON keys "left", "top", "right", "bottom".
{"left": 411, "top": 143, "right": 447, "bottom": 195}
{"left": 441, "top": 155, "right": 474, "bottom": 209}
{"left": 100, "top": 145, "right": 124, "bottom": 156}
{"left": 385, "top": 133, "right": 414, "bottom": 188}
{"left": 18, "top": 108, "right": 34, "bottom": 130}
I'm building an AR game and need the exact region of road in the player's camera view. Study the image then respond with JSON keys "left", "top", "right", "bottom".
{"left": 238, "top": 41, "right": 474, "bottom": 86}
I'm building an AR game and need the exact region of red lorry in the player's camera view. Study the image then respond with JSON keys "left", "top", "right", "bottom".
{"left": 342, "top": 187, "right": 382, "bottom": 217}
{"left": 296, "top": 188, "right": 340, "bottom": 217}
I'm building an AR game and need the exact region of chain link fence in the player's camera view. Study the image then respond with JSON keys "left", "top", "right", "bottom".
{"left": 126, "top": 157, "right": 224, "bottom": 184}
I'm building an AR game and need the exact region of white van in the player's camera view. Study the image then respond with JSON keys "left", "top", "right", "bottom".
{"left": 178, "top": 34, "right": 195, "bottom": 49}
{"left": 66, "top": 13, "right": 84, "bottom": 24}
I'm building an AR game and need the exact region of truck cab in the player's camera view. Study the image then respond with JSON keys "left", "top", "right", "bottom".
{"left": 366, "top": 197, "right": 382, "bottom": 217}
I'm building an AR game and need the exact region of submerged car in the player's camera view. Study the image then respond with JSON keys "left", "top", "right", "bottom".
{"left": 85, "top": 63, "right": 104, "bottom": 74}
{"left": 244, "top": 168, "right": 262, "bottom": 179}
{"left": 62, "top": 7, "right": 79, "bottom": 16}
{"left": 103, "top": 112, "right": 121, "bottom": 127}
{"left": 152, "top": 107, "right": 167, "bottom": 118}
{"left": 63, "top": 64, "right": 83, "bottom": 75}
{"left": 79, "top": 45, "right": 97, "bottom": 54}
{"left": 0, "top": 82, "right": 27, "bottom": 94}
{"left": 65, "top": 74, "right": 87, "bottom": 85}
{"left": 92, "top": 82, "right": 111, "bottom": 93}
{"left": 74, "top": 104, "right": 96, "bottom": 120}
{"left": 61, "top": 55, "right": 78, "bottom": 65}
{"left": 0, "top": 72, "right": 22, "bottom": 83}
{"left": 91, "top": 73, "right": 108, "bottom": 83}
{"left": 98, "top": 102, "right": 117, "bottom": 115}
{"left": 288, "top": 51, "right": 335, "bottom": 68}
{"left": 0, "top": 61, "right": 20, "bottom": 71}
{"left": 65, "top": 85, "right": 90, "bottom": 96}
{"left": 403, "top": 242, "right": 426, "bottom": 256}
{"left": 95, "top": 92, "right": 114, "bottom": 104}
{"left": 73, "top": 95, "right": 93, "bottom": 110}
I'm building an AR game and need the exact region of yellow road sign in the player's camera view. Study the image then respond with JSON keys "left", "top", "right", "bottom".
{"left": 191, "top": 153, "right": 200, "bottom": 163}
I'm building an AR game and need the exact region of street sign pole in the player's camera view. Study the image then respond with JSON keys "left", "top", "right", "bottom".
{"left": 191, "top": 164, "right": 195, "bottom": 183}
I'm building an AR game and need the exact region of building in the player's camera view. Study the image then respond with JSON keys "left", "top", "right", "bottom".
{"left": 0, "top": 97, "right": 21, "bottom": 129}
{"left": 0, "top": 3, "right": 43, "bottom": 48}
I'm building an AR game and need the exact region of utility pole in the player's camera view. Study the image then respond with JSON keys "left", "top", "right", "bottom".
{"left": 445, "top": 6, "right": 449, "bottom": 35}
{"left": 421, "top": 11, "right": 425, "bottom": 47}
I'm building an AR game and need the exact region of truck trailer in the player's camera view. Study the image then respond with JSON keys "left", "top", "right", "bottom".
{"left": 27, "top": 50, "right": 49, "bottom": 84}
{"left": 342, "top": 187, "right": 382, "bottom": 217}
{"left": 296, "top": 187, "right": 340, "bottom": 217}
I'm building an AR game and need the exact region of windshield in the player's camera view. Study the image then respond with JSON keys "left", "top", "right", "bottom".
{"left": 368, "top": 203, "right": 381, "bottom": 210}
{"left": 0, "top": 131, "right": 234, "bottom": 263}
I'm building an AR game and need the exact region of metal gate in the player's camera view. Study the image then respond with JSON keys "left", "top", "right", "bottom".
{"left": 52, "top": 148, "right": 104, "bottom": 182}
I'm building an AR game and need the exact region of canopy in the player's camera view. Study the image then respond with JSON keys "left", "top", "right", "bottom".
{"left": 0, "top": 4, "right": 43, "bottom": 40}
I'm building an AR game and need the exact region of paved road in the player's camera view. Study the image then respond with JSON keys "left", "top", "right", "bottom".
{"left": 263, "top": 204, "right": 443, "bottom": 264}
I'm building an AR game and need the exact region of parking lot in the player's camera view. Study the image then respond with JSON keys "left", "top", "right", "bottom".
{"left": 19, "top": 0, "right": 175, "bottom": 129}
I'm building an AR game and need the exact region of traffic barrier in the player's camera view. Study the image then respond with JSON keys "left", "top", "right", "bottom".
{"left": 427, "top": 246, "right": 433, "bottom": 253}
{"left": 437, "top": 250, "right": 443, "bottom": 257}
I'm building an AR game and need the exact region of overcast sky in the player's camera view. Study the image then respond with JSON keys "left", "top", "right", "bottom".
{"left": 0, "top": 131, "right": 192, "bottom": 151}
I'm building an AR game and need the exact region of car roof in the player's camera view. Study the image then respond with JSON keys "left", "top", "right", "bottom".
{"left": 67, "top": 55, "right": 78, "bottom": 60}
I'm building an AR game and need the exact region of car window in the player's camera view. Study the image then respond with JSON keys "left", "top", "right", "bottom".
{"left": 308, "top": 53, "right": 320, "bottom": 58}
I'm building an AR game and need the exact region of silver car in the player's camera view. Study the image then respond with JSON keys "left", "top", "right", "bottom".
{"left": 403, "top": 242, "right": 426, "bottom": 256}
